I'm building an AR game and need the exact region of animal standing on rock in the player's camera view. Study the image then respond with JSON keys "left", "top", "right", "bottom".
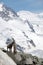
{"left": 6, "top": 37, "right": 17, "bottom": 54}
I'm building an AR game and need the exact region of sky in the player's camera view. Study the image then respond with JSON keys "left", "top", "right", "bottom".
{"left": 0, "top": 0, "right": 43, "bottom": 13}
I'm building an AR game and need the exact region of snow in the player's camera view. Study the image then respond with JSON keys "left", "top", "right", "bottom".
{"left": 0, "top": 3, "right": 43, "bottom": 57}
{"left": 17, "top": 11, "right": 43, "bottom": 53}
{"left": 17, "top": 10, "right": 43, "bottom": 24}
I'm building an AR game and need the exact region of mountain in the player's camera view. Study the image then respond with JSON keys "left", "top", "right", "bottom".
{"left": 0, "top": 3, "right": 43, "bottom": 58}
{"left": 17, "top": 11, "right": 43, "bottom": 57}
{"left": 17, "top": 10, "right": 43, "bottom": 22}
{"left": 0, "top": 3, "right": 36, "bottom": 50}
{"left": 17, "top": 10, "right": 43, "bottom": 35}
{"left": 0, "top": 3, "right": 18, "bottom": 21}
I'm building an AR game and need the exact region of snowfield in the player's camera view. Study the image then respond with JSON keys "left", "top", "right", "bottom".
{"left": 0, "top": 3, "right": 43, "bottom": 57}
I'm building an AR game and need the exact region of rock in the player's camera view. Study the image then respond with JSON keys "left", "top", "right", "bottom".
{"left": 33, "top": 56, "right": 39, "bottom": 64}
{"left": 40, "top": 61, "right": 43, "bottom": 65}
{"left": 0, "top": 50, "right": 17, "bottom": 65}
{"left": 25, "top": 58, "right": 33, "bottom": 64}
{"left": 19, "top": 53, "right": 33, "bottom": 65}
{"left": 36, "top": 64, "right": 40, "bottom": 65}
{"left": 14, "top": 52, "right": 33, "bottom": 65}
{"left": 21, "top": 57, "right": 33, "bottom": 65}
{"left": 14, "top": 53, "right": 22, "bottom": 64}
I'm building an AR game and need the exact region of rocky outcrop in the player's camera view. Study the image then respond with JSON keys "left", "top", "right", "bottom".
{"left": 1, "top": 49, "right": 43, "bottom": 65}
{"left": 0, "top": 49, "right": 17, "bottom": 65}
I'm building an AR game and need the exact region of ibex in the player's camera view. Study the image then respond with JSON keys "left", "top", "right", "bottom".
{"left": 6, "top": 38, "right": 17, "bottom": 54}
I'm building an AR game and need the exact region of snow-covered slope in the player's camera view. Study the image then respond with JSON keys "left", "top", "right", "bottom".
{"left": 18, "top": 11, "right": 43, "bottom": 35}
{"left": 0, "top": 3, "right": 36, "bottom": 52}
{"left": 0, "top": 3, "right": 43, "bottom": 57}
{"left": 17, "top": 10, "right": 43, "bottom": 22}
{"left": 17, "top": 11, "right": 43, "bottom": 57}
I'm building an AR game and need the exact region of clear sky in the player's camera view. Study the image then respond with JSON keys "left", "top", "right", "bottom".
{"left": 0, "top": 0, "right": 43, "bottom": 12}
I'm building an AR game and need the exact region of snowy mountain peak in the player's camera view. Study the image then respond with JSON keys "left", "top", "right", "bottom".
{"left": 0, "top": 3, "right": 18, "bottom": 21}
